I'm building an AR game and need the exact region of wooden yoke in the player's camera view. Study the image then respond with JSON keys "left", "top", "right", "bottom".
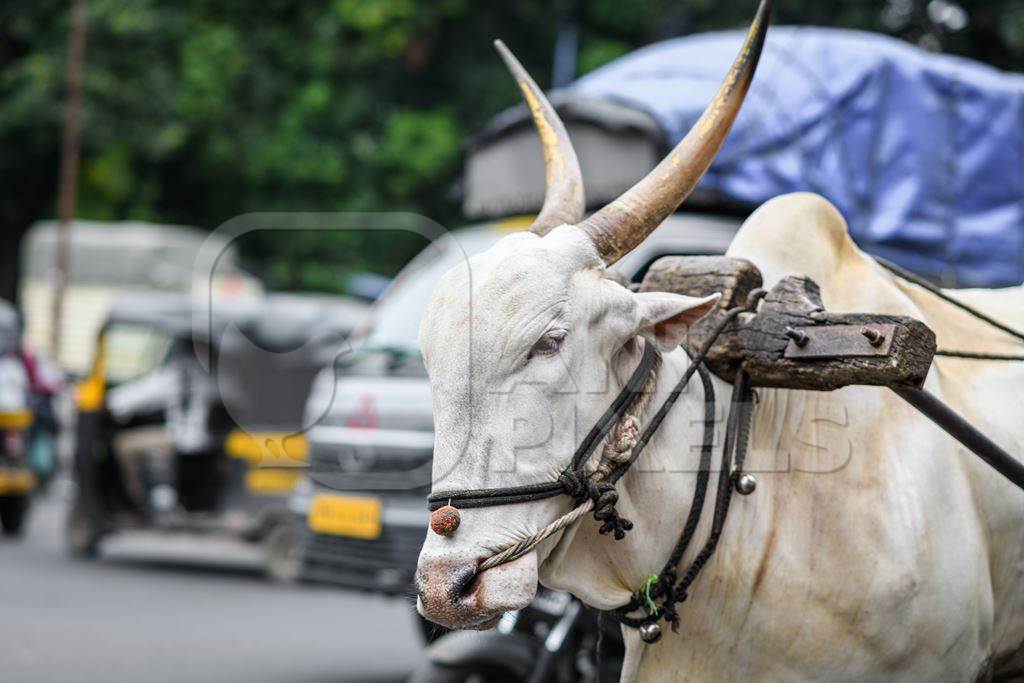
{"left": 639, "top": 256, "right": 937, "bottom": 391}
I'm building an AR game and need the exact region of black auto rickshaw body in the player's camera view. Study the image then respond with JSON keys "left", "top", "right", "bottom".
{"left": 69, "top": 293, "right": 365, "bottom": 578}
{"left": 0, "top": 299, "right": 36, "bottom": 536}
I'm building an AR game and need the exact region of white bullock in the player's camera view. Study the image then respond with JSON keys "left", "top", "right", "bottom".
{"left": 415, "top": 2, "right": 1024, "bottom": 680}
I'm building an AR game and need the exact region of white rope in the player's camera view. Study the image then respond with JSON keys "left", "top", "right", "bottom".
{"left": 478, "top": 500, "right": 593, "bottom": 572}
{"left": 595, "top": 352, "right": 660, "bottom": 478}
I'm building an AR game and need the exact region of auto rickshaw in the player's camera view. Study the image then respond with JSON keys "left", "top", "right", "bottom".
{"left": 0, "top": 299, "right": 36, "bottom": 536}
{"left": 68, "top": 292, "right": 366, "bottom": 579}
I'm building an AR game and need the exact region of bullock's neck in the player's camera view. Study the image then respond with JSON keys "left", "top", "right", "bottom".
{"left": 609, "top": 346, "right": 767, "bottom": 682}
{"left": 601, "top": 345, "right": 890, "bottom": 682}
{"left": 542, "top": 344, "right": 734, "bottom": 609}
{"left": 544, "top": 341, "right": 807, "bottom": 680}
{"left": 611, "top": 345, "right": 735, "bottom": 591}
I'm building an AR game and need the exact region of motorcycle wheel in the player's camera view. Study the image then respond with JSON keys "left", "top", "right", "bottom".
{"left": 0, "top": 495, "right": 27, "bottom": 536}
{"left": 407, "top": 662, "right": 520, "bottom": 683}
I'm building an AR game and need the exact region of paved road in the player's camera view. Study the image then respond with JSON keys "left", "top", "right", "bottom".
{"left": 0, "top": 489, "right": 425, "bottom": 683}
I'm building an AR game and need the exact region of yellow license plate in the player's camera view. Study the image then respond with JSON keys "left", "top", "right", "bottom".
{"left": 244, "top": 469, "right": 302, "bottom": 495}
{"left": 308, "top": 494, "right": 382, "bottom": 540}
{"left": 0, "top": 468, "right": 35, "bottom": 495}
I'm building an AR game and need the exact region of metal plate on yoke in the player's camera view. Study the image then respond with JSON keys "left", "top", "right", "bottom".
{"left": 784, "top": 323, "right": 896, "bottom": 359}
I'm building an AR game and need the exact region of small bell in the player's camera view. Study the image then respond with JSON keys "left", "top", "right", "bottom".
{"left": 734, "top": 472, "right": 757, "bottom": 496}
{"left": 639, "top": 622, "right": 662, "bottom": 644}
{"left": 430, "top": 504, "right": 461, "bottom": 537}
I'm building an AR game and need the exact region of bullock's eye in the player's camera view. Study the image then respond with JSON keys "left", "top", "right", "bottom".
{"left": 529, "top": 329, "right": 566, "bottom": 359}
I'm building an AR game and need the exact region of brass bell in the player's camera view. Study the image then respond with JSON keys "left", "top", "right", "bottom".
{"left": 639, "top": 622, "right": 662, "bottom": 644}
{"left": 734, "top": 472, "right": 757, "bottom": 496}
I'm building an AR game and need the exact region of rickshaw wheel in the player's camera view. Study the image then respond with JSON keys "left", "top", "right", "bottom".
{"left": 264, "top": 523, "right": 300, "bottom": 583}
{"left": 0, "top": 495, "right": 27, "bottom": 536}
{"left": 65, "top": 499, "right": 102, "bottom": 557}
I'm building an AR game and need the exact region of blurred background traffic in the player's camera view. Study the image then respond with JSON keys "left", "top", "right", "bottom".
{"left": 3, "top": 1, "right": 1024, "bottom": 681}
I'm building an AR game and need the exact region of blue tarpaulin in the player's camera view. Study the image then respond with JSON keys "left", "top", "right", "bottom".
{"left": 571, "top": 26, "right": 1024, "bottom": 287}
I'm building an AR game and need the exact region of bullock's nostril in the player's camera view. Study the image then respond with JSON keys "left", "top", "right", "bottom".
{"left": 417, "top": 556, "right": 487, "bottom": 607}
{"left": 417, "top": 553, "right": 537, "bottom": 630}
{"left": 447, "top": 564, "right": 479, "bottom": 603}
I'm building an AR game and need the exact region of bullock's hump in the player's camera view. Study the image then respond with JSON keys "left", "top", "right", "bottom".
{"left": 726, "top": 193, "right": 861, "bottom": 290}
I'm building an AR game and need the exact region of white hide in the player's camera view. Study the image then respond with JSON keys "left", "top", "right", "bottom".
{"left": 416, "top": 193, "right": 1024, "bottom": 682}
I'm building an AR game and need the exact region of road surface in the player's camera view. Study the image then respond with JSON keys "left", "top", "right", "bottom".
{"left": 0, "top": 488, "right": 426, "bottom": 683}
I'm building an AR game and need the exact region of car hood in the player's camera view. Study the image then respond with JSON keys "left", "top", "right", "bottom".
{"left": 307, "top": 372, "right": 433, "bottom": 434}
{"left": 303, "top": 371, "right": 435, "bottom": 492}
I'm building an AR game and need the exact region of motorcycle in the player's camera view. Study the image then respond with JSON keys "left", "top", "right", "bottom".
{"left": 408, "top": 589, "right": 622, "bottom": 683}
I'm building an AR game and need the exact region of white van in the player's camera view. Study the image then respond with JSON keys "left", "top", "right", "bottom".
{"left": 20, "top": 220, "right": 261, "bottom": 373}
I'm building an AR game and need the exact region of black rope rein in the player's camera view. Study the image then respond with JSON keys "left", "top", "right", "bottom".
{"left": 877, "top": 257, "right": 1024, "bottom": 362}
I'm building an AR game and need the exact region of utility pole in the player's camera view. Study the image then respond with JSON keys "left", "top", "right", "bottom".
{"left": 552, "top": 0, "right": 580, "bottom": 88}
{"left": 53, "top": 0, "right": 87, "bottom": 361}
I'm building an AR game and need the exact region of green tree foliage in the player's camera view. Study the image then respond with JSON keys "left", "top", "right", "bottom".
{"left": 1, "top": 0, "right": 1021, "bottom": 296}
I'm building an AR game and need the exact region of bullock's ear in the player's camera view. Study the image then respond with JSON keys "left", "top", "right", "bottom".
{"left": 634, "top": 292, "right": 721, "bottom": 351}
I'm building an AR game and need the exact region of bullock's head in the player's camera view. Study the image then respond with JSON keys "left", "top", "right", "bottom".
{"left": 416, "top": 1, "right": 770, "bottom": 630}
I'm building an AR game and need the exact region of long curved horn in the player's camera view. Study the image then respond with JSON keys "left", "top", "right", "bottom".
{"left": 577, "top": 0, "right": 772, "bottom": 265}
{"left": 494, "top": 40, "right": 585, "bottom": 236}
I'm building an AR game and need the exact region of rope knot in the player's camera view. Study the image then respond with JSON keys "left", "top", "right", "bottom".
{"left": 611, "top": 415, "right": 641, "bottom": 453}
{"left": 557, "top": 471, "right": 633, "bottom": 540}
{"left": 557, "top": 469, "right": 586, "bottom": 499}
{"left": 591, "top": 482, "right": 618, "bottom": 514}
{"left": 665, "top": 588, "right": 689, "bottom": 632}
{"left": 590, "top": 481, "right": 632, "bottom": 539}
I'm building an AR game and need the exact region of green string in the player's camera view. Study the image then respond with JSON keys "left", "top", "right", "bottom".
{"left": 641, "top": 573, "right": 659, "bottom": 615}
